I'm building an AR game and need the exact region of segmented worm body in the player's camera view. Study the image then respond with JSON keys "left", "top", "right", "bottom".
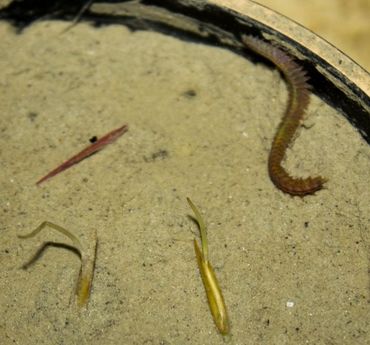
{"left": 242, "top": 35, "right": 326, "bottom": 196}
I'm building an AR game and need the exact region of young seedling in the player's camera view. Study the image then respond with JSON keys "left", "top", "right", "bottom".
{"left": 18, "top": 221, "right": 97, "bottom": 308}
{"left": 187, "top": 197, "right": 230, "bottom": 335}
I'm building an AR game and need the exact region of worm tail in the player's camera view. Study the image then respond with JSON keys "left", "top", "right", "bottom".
{"left": 242, "top": 35, "right": 326, "bottom": 196}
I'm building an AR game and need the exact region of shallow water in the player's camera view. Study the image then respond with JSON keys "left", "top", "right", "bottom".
{"left": 0, "top": 21, "right": 369, "bottom": 345}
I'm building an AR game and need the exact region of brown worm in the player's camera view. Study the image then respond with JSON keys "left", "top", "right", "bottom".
{"left": 242, "top": 35, "right": 326, "bottom": 196}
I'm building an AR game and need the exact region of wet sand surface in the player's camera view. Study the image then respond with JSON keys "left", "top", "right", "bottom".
{"left": 0, "top": 19, "right": 369, "bottom": 345}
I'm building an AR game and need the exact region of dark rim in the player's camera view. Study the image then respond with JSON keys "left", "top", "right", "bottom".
{"left": 1, "top": 0, "right": 369, "bottom": 143}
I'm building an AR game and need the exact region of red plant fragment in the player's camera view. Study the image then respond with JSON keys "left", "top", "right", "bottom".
{"left": 36, "top": 124, "right": 128, "bottom": 185}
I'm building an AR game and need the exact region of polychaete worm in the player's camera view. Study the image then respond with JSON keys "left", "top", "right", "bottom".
{"left": 242, "top": 35, "right": 327, "bottom": 196}
{"left": 187, "top": 197, "right": 230, "bottom": 335}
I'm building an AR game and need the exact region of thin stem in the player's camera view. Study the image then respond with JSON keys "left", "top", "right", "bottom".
{"left": 18, "top": 221, "right": 82, "bottom": 251}
{"left": 19, "top": 221, "right": 97, "bottom": 308}
{"left": 187, "top": 197, "right": 209, "bottom": 263}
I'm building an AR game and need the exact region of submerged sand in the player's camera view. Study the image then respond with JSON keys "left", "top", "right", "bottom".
{"left": 0, "top": 21, "right": 369, "bottom": 345}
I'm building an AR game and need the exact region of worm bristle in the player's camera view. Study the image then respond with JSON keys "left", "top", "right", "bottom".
{"left": 269, "top": 164, "right": 326, "bottom": 196}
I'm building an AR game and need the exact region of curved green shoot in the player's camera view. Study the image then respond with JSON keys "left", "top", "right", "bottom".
{"left": 18, "top": 221, "right": 97, "bottom": 309}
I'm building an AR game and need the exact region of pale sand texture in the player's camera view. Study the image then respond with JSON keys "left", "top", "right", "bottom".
{"left": 0, "top": 21, "right": 369, "bottom": 345}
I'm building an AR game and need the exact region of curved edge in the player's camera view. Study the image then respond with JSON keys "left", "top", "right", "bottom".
{"left": 0, "top": 0, "right": 369, "bottom": 142}
{"left": 214, "top": 0, "right": 369, "bottom": 94}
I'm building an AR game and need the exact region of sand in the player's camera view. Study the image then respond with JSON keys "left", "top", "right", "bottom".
{"left": 0, "top": 20, "right": 369, "bottom": 345}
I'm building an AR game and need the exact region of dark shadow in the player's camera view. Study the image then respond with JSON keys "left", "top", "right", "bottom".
{"left": 21, "top": 241, "right": 81, "bottom": 270}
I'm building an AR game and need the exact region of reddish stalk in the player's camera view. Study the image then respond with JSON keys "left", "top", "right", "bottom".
{"left": 242, "top": 35, "right": 326, "bottom": 196}
{"left": 36, "top": 123, "right": 128, "bottom": 185}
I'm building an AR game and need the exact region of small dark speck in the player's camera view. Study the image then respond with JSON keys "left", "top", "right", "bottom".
{"left": 27, "top": 112, "right": 38, "bottom": 122}
{"left": 304, "top": 221, "right": 309, "bottom": 228}
{"left": 295, "top": 327, "right": 300, "bottom": 332}
{"left": 144, "top": 149, "right": 169, "bottom": 162}
{"left": 89, "top": 136, "right": 98, "bottom": 143}
{"left": 4, "top": 249, "right": 9, "bottom": 254}
{"left": 338, "top": 59, "right": 342, "bottom": 65}
{"left": 182, "top": 89, "right": 197, "bottom": 98}
{"left": 152, "top": 149, "right": 168, "bottom": 160}
{"left": 82, "top": 177, "right": 89, "bottom": 183}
